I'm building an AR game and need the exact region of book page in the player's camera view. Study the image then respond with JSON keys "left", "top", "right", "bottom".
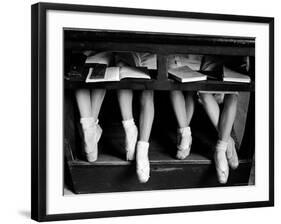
{"left": 85, "top": 64, "right": 107, "bottom": 83}
{"left": 104, "top": 67, "right": 120, "bottom": 81}
{"left": 85, "top": 65, "right": 119, "bottom": 82}
{"left": 85, "top": 52, "right": 112, "bottom": 65}
{"left": 223, "top": 66, "right": 251, "bottom": 83}
{"left": 119, "top": 66, "right": 151, "bottom": 80}
{"left": 168, "top": 66, "right": 207, "bottom": 82}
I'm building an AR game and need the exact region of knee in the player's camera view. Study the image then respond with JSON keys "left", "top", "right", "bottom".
{"left": 170, "top": 90, "right": 182, "bottom": 99}
{"left": 75, "top": 89, "right": 90, "bottom": 100}
{"left": 225, "top": 94, "right": 238, "bottom": 105}
{"left": 199, "top": 92, "right": 212, "bottom": 105}
{"left": 118, "top": 89, "right": 132, "bottom": 97}
{"left": 93, "top": 89, "right": 106, "bottom": 95}
{"left": 140, "top": 90, "right": 154, "bottom": 107}
{"left": 185, "top": 91, "right": 195, "bottom": 100}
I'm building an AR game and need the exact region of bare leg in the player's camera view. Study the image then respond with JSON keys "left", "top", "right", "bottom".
{"left": 200, "top": 93, "right": 238, "bottom": 183}
{"left": 117, "top": 89, "right": 138, "bottom": 161}
{"left": 184, "top": 91, "right": 195, "bottom": 125}
{"left": 215, "top": 94, "right": 238, "bottom": 183}
{"left": 199, "top": 92, "right": 220, "bottom": 129}
{"left": 90, "top": 89, "right": 106, "bottom": 121}
{"left": 219, "top": 94, "right": 239, "bottom": 169}
{"left": 218, "top": 94, "right": 238, "bottom": 141}
{"left": 75, "top": 89, "right": 92, "bottom": 117}
{"left": 136, "top": 90, "right": 154, "bottom": 183}
{"left": 169, "top": 91, "right": 195, "bottom": 126}
{"left": 75, "top": 89, "right": 101, "bottom": 162}
{"left": 115, "top": 57, "right": 141, "bottom": 160}
{"left": 199, "top": 92, "right": 238, "bottom": 140}
{"left": 170, "top": 90, "right": 188, "bottom": 128}
{"left": 117, "top": 89, "right": 134, "bottom": 120}
{"left": 139, "top": 90, "right": 154, "bottom": 142}
{"left": 170, "top": 91, "right": 194, "bottom": 159}
{"left": 116, "top": 59, "right": 134, "bottom": 121}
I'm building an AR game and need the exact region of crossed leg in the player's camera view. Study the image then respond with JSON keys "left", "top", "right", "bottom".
{"left": 199, "top": 92, "right": 239, "bottom": 183}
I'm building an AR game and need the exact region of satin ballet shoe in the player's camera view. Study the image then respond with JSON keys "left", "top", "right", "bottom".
{"left": 226, "top": 137, "right": 239, "bottom": 170}
{"left": 136, "top": 141, "right": 150, "bottom": 183}
{"left": 80, "top": 118, "right": 102, "bottom": 162}
{"left": 176, "top": 127, "right": 192, "bottom": 160}
{"left": 214, "top": 140, "right": 229, "bottom": 184}
{"left": 122, "top": 120, "right": 138, "bottom": 161}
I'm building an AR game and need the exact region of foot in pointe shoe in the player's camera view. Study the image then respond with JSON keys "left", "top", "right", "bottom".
{"left": 80, "top": 118, "right": 102, "bottom": 162}
{"left": 136, "top": 141, "right": 150, "bottom": 183}
{"left": 176, "top": 127, "right": 192, "bottom": 160}
{"left": 226, "top": 137, "right": 239, "bottom": 170}
{"left": 86, "top": 123, "right": 102, "bottom": 162}
{"left": 123, "top": 120, "right": 138, "bottom": 161}
{"left": 214, "top": 140, "right": 229, "bottom": 184}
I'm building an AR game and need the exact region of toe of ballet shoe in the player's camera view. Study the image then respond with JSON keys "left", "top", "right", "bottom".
{"left": 136, "top": 163, "right": 150, "bottom": 183}
{"left": 126, "top": 152, "right": 135, "bottom": 161}
{"left": 86, "top": 152, "right": 97, "bottom": 162}
{"left": 228, "top": 158, "right": 239, "bottom": 170}
{"left": 214, "top": 151, "right": 229, "bottom": 184}
{"left": 137, "top": 171, "right": 150, "bottom": 183}
{"left": 176, "top": 136, "right": 192, "bottom": 160}
{"left": 216, "top": 169, "right": 229, "bottom": 184}
{"left": 176, "top": 148, "right": 190, "bottom": 160}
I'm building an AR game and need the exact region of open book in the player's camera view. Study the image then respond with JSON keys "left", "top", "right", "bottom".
{"left": 222, "top": 66, "right": 251, "bottom": 83}
{"left": 85, "top": 64, "right": 151, "bottom": 83}
{"left": 168, "top": 66, "right": 207, "bottom": 83}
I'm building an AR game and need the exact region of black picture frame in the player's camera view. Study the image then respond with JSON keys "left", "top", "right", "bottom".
{"left": 31, "top": 2, "right": 274, "bottom": 222}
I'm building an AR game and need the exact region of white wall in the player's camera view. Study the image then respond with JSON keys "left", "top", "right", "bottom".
{"left": 0, "top": 0, "right": 280, "bottom": 223}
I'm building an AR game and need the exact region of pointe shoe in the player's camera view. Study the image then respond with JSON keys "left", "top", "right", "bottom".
{"left": 214, "top": 140, "right": 229, "bottom": 184}
{"left": 86, "top": 123, "right": 102, "bottom": 162}
{"left": 136, "top": 141, "right": 150, "bottom": 183}
{"left": 176, "top": 127, "right": 192, "bottom": 160}
{"left": 122, "top": 119, "right": 138, "bottom": 161}
{"left": 226, "top": 137, "right": 239, "bottom": 170}
{"left": 80, "top": 118, "right": 102, "bottom": 162}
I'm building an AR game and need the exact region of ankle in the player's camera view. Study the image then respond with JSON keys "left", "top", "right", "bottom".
{"left": 80, "top": 117, "right": 94, "bottom": 128}
{"left": 80, "top": 117, "right": 99, "bottom": 129}
{"left": 136, "top": 141, "right": 149, "bottom": 159}
{"left": 216, "top": 140, "right": 228, "bottom": 152}
{"left": 122, "top": 119, "right": 135, "bottom": 129}
{"left": 178, "top": 126, "right": 191, "bottom": 136}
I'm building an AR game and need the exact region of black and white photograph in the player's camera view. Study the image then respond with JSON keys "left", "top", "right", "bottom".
{"left": 30, "top": 2, "right": 274, "bottom": 222}
{"left": 63, "top": 29, "right": 255, "bottom": 194}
